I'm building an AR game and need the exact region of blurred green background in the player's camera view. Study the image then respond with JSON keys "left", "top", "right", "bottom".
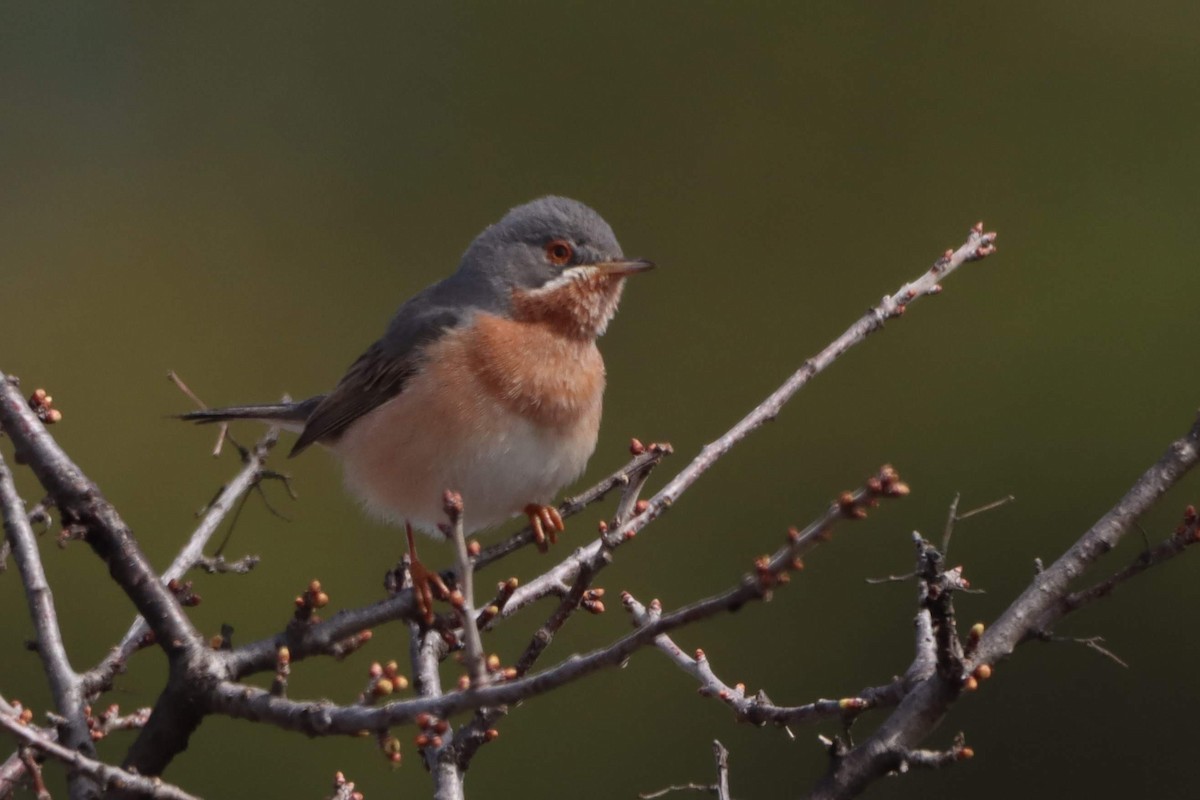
{"left": 3, "top": 3, "right": 1200, "bottom": 798}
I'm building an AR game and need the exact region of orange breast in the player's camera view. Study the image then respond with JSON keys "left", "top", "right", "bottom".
{"left": 332, "top": 312, "right": 605, "bottom": 534}
{"left": 465, "top": 312, "right": 606, "bottom": 430}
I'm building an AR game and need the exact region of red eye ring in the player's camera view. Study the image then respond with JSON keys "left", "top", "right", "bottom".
{"left": 545, "top": 239, "right": 573, "bottom": 266}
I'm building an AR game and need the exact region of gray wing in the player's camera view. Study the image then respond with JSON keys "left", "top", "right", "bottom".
{"left": 288, "top": 304, "right": 467, "bottom": 457}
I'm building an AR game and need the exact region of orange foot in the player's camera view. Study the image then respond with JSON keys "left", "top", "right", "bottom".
{"left": 406, "top": 522, "right": 450, "bottom": 624}
{"left": 524, "top": 503, "right": 565, "bottom": 552}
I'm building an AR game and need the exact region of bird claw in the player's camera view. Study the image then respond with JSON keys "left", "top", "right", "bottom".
{"left": 524, "top": 503, "right": 565, "bottom": 552}
{"left": 406, "top": 523, "right": 451, "bottom": 624}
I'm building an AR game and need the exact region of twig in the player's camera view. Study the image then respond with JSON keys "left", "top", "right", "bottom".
{"left": 713, "top": 740, "right": 731, "bottom": 800}
{"left": 0, "top": 375, "right": 202, "bottom": 657}
{"left": 940, "top": 493, "right": 960, "bottom": 555}
{"left": 473, "top": 443, "right": 671, "bottom": 570}
{"left": 168, "top": 370, "right": 228, "bottom": 457}
{"left": 0, "top": 447, "right": 97, "bottom": 794}
{"left": 628, "top": 594, "right": 872, "bottom": 728}
{"left": 0, "top": 711, "right": 200, "bottom": 800}
{"left": 1061, "top": 511, "right": 1199, "bottom": 613}
{"left": 864, "top": 572, "right": 914, "bottom": 585}
{"left": 610, "top": 225, "right": 996, "bottom": 548}
{"left": 498, "top": 226, "right": 994, "bottom": 621}
{"left": 943, "top": 493, "right": 1014, "bottom": 555}
{"left": 639, "top": 740, "right": 731, "bottom": 800}
{"left": 812, "top": 415, "right": 1200, "bottom": 800}
{"left": 1041, "top": 634, "right": 1129, "bottom": 669}
{"left": 409, "top": 628, "right": 463, "bottom": 800}
{"left": 444, "top": 493, "right": 485, "bottom": 688}
{"left": 955, "top": 495, "right": 1015, "bottom": 522}
{"left": 205, "top": 468, "right": 908, "bottom": 736}
{"left": 191, "top": 554, "right": 261, "bottom": 575}
{"left": 640, "top": 783, "right": 717, "bottom": 798}
{"left": 19, "top": 748, "right": 50, "bottom": 800}
{"left": 327, "top": 771, "right": 363, "bottom": 800}
{"left": 110, "top": 428, "right": 278, "bottom": 665}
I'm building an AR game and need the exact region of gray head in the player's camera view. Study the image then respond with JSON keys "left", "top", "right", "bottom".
{"left": 458, "top": 196, "right": 649, "bottom": 291}
{"left": 449, "top": 196, "right": 654, "bottom": 338}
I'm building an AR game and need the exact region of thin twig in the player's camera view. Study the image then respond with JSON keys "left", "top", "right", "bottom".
{"left": 1041, "top": 634, "right": 1129, "bottom": 669}
{"left": 444, "top": 493, "right": 486, "bottom": 688}
{"left": 713, "top": 740, "right": 731, "bottom": 800}
{"left": 107, "top": 429, "right": 277, "bottom": 670}
{"left": 639, "top": 740, "right": 731, "bottom": 800}
{"left": 168, "top": 370, "right": 228, "bottom": 457}
{"left": 955, "top": 495, "right": 1016, "bottom": 523}
{"left": 473, "top": 444, "right": 671, "bottom": 571}
{"left": 941, "top": 493, "right": 960, "bottom": 555}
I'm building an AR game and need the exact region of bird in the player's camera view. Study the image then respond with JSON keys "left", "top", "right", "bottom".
{"left": 181, "top": 196, "right": 653, "bottom": 617}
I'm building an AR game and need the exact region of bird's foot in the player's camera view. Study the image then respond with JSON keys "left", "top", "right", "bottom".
{"left": 523, "top": 503, "right": 565, "bottom": 552}
{"left": 406, "top": 523, "right": 450, "bottom": 624}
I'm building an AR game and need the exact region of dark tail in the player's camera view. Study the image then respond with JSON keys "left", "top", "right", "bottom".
{"left": 177, "top": 396, "right": 324, "bottom": 425}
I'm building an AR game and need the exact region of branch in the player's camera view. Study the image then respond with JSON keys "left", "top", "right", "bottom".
{"left": 473, "top": 442, "right": 672, "bottom": 570}
{"left": 0, "top": 710, "right": 200, "bottom": 800}
{"left": 610, "top": 225, "right": 995, "bottom": 545}
{"left": 99, "top": 430, "right": 278, "bottom": 681}
{"left": 812, "top": 414, "right": 1200, "bottom": 799}
{"left": 0, "top": 374, "right": 202, "bottom": 659}
{"left": 205, "top": 468, "right": 907, "bottom": 735}
{"left": 0, "top": 451, "right": 92, "bottom": 755}
{"left": 497, "top": 226, "right": 995, "bottom": 620}
{"left": 629, "top": 596, "right": 870, "bottom": 728}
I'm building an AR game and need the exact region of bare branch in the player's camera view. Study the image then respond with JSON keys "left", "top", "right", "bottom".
{"left": 0, "top": 711, "right": 200, "bottom": 800}
{"left": 627, "top": 594, "right": 871, "bottom": 728}
{"left": 498, "top": 227, "right": 993, "bottom": 621}
{"left": 1062, "top": 510, "right": 1199, "bottom": 613}
{"left": 109, "top": 429, "right": 278, "bottom": 667}
{"left": 609, "top": 225, "right": 995, "bottom": 548}
{"left": 205, "top": 468, "right": 908, "bottom": 736}
{"left": 812, "top": 414, "right": 1200, "bottom": 799}
{"left": 0, "top": 375, "right": 202, "bottom": 658}
{"left": 0, "top": 447, "right": 97, "bottom": 800}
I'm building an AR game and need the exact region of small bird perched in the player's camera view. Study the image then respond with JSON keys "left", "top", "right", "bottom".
{"left": 182, "top": 196, "right": 653, "bottom": 614}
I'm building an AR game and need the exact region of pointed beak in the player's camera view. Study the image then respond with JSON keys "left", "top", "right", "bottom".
{"left": 589, "top": 258, "right": 656, "bottom": 277}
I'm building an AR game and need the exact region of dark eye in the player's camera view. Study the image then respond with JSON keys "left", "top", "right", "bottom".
{"left": 545, "top": 239, "right": 573, "bottom": 266}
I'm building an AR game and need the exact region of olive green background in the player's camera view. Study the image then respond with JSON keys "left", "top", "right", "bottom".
{"left": 3, "top": 3, "right": 1200, "bottom": 798}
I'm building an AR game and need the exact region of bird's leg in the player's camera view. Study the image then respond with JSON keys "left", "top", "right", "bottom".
{"left": 523, "top": 503, "right": 566, "bottom": 552}
{"left": 407, "top": 522, "right": 450, "bottom": 624}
